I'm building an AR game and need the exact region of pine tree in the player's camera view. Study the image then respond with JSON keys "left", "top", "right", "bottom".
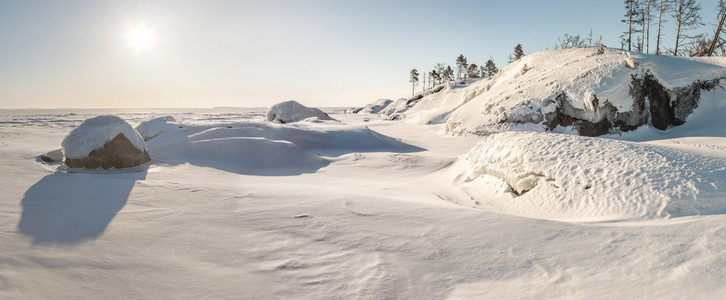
{"left": 467, "top": 63, "right": 479, "bottom": 79}
{"left": 513, "top": 44, "right": 525, "bottom": 60}
{"left": 429, "top": 70, "right": 440, "bottom": 88}
{"left": 443, "top": 66, "right": 454, "bottom": 82}
{"left": 455, "top": 55, "right": 468, "bottom": 80}
{"left": 409, "top": 69, "right": 419, "bottom": 97}
{"left": 672, "top": 0, "right": 703, "bottom": 56}
{"left": 484, "top": 58, "right": 498, "bottom": 77}
{"left": 435, "top": 63, "right": 446, "bottom": 84}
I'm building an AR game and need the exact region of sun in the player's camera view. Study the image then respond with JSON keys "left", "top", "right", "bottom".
{"left": 125, "top": 24, "right": 154, "bottom": 50}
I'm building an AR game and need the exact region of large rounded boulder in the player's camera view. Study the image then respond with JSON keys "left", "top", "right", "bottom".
{"left": 266, "top": 100, "right": 335, "bottom": 123}
{"left": 62, "top": 116, "right": 151, "bottom": 169}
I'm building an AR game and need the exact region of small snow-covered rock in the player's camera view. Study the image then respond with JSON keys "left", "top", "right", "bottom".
{"left": 62, "top": 116, "right": 150, "bottom": 169}
{"left": 136, "top": 116, "right": 177, "bottom": 141}
{"left": 266, "top": 100, "right": 335, "bottom": 124}
{"left": 39, "top": 149, "right": 63, "bottom": 163}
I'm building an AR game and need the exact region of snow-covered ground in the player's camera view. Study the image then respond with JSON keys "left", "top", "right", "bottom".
{"left": 1, "top": 106, "right": 726, "bottom": 299}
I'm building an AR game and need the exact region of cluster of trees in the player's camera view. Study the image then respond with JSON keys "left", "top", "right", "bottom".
{"left": 409, "top": 44, "right": 524, "bottom": 96}
{"left": 409, "top": 1, "right": 726, "bottom": 94}
{"left": 620, "top": 0, "right": 726, "bottom": 56}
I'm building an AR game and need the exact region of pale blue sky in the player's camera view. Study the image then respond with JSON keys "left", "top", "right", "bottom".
{"left": 0, "top": 0, "right": 720, "bottom": 108}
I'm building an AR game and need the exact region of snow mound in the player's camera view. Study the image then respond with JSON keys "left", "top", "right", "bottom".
{"left": 460, "top": 132, "right": 726, "bottom": 221}
{"left": 163, "top": 136, "right": 327, "bottom": 175}
{"left": 349, "top": 99, "right": 393, "bottom": 114}
{"left": 62, "top": 116, "right": 147, "bottom": 159}
{"left": 144, "top": 121, "right": 421, "bottom": 175}
{"left": 391, "top": 48, "right": 726, "bottom": 136}
{"left": 266, "top": 100, "right": 335, "bottom": 124}
{"left": 135, "top": 116, "right": 177, "bottom": 141}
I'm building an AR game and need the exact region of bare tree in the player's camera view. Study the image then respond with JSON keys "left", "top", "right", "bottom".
{"left": 554, "top": 33, "right": 586, "bottom": 49}
{"left": 707, "top": 0, "right": 726, "bottom": 56}
{"left": 644, "top": 0, "right": 658, "bottom": 52}
{"left": 623, "top": 0, "right": 643, "bottom": 51}
{"left": 672, "top": 0, "right": 703, "bottom": 56}
{"left": 655, "top": 0, "right": 671, "bottom": 55}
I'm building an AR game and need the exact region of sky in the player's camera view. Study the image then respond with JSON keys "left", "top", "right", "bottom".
{"left": 0, "top": 0, "right": 721, "bottom": 109}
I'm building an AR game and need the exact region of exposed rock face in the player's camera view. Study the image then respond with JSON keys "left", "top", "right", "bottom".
{"left": 65, "top": 133, "right": 151, "bottom": 169}
{"left": 544, "top": 76, "right": 724, "bottom": 136}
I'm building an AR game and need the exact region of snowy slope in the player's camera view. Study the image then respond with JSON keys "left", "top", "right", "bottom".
{"left": 386, "top": 48, "right": 726, "bottom": 136}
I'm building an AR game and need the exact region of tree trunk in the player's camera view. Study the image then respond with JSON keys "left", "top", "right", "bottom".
{"left": 646, "top": 1, "right": 651, "bottom": 53}
{"left": 656, "top": 0, "right": 663, "bottom": 55}
{"left": 674, "top": 20, "right": 682, "bottom": 56}
{"left": 708, "top": 6, "right": 726, "bottom": 56}
{"left": 642, "top": 7, "right": 647, "bottom": 52}
{"left": 629, "top": 4, "right": 633, "bottom": 51}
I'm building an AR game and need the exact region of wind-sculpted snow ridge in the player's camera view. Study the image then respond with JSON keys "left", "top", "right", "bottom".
{"left": 144, "top": 121, "right": 422, "bottom": 175}
{"left": 460, "top": 132, "right": 726, "bottom": 222}
{"left": 389, "top": 48, "right": 726, "bottom": 136}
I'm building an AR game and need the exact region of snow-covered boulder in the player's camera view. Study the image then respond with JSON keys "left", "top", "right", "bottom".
{"left": 394, "top": 48, "right": 726, "bottom": 136}
{"left": 351, "top": 99, "right": 394, "bottom": 114}
{"left": 136, "top": 116, "right": 177, "bottom": 141}
{"left": 266, "top": 100, "right": 335, "bottom": 124}
{"left": 62, "top": 116, "right": 151, "bottom": 169}
{"left": 458, "top": 131, "right": 726, "bottom": 221}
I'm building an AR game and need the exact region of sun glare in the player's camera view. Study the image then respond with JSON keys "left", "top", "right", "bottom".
{"left": 125, "top": 24, "right": 154, "bottom": 50}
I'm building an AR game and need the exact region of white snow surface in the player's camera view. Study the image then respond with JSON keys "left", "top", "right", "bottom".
{"left": 461, "top": 132, "right": 726, "bottom": 221}
{"left": 2, "top": 106, "right": 726, "bottom": 299}
{"left": 384, "top": 48, "right": 726, "bottom": 135}
{"left": 266, "top": 100, "right": 335, "bottom": 123}
{"left": 135, "top": 116, "right": 176, "bottom": 141}
{"left": 353, "top": 99, "right": 394, "bottom": 114}
{"left": 61, "top": 115, "right": 147, "bottom": 159}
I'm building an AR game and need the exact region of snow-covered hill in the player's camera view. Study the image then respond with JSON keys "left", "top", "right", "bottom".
{"left": 379, "top": 48, "right": 726, "bottom": 136}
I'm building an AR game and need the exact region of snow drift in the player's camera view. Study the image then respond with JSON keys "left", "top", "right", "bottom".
{"left": 458, "top": 132, "right": 726, "bottom": 221}
{"left": 135, "top": 116, "right": 177, "bottom": 141}
{"left": 144, "top": 121, "right": 422, "bottom": 175}
{"left": 61, "top": 116, "right": 150, "bottom": 169}
{"left": 266, "top": 100, "right": 335, "bottom": 124}
{"left": 385, "top": 48, "right": 726, "bottom": 136}
{"left": 347, "top": 99, "right": 393, "bottom": 114}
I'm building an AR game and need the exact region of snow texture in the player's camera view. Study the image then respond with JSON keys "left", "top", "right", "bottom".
{"left": 135, "top": 116, "right": 177, "bottom": 141}
{"left": 61, "top": 115, "right": 147, "bottom": 159}
{"left": 348, "top": 99, "right": 393, "bottom": 114}
{"left": 266, "top": 100, "right": 335, "bottom": 124}
{"left": 462, "top": 131, "right": 726, "bottom": 221}
{"left": 3, "top": 107, "right": 726, "bottom": 299}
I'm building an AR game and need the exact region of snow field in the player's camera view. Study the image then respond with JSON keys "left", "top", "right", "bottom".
{"left": 458, "top": 131, "right": 726, "bottom": 221}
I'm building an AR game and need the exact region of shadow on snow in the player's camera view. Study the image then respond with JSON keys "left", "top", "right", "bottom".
{"left": 18, "top": 169, "right": 147, "bottom": 245}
